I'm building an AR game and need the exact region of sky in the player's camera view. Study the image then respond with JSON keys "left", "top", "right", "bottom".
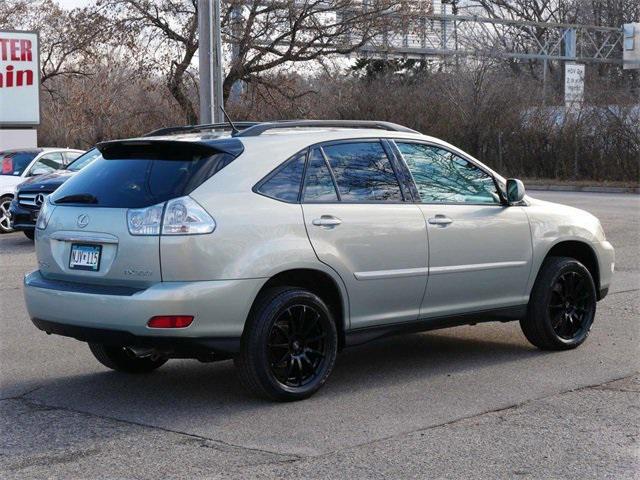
{"left": 57, "top": 0, "right": 92, "bottom": 9}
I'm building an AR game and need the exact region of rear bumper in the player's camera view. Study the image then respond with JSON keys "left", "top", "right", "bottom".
{"left": 24, "top": 270, "right": 264, "bottom": 345}
{"left": 31, "top": 318, "right": 240, "bottom": 354}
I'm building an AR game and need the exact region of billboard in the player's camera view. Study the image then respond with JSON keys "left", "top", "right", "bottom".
{"left": 0, "top": 31, "right": 40, "bottom": 126}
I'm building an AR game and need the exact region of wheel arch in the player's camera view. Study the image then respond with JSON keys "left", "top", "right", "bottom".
{"left": 247, "top": 268, "right": 349, "bottom": 349}
{"left": 539, "top": 240, "right": 601, "bottom": 297}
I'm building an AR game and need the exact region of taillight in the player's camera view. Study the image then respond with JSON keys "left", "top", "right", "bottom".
{"left": 162, "top": 196, "right": 215, "bottom": 235}
{"left": 127, "top": 196, "right": 215, "bottom": 236}
{"left": 127, "top": 202, "right": 164, "bottom": 236}
{"left": 36, "top": 198, "right": 54, "bottom": 230}
{"left": 147, "top": 315, "right": 193, "bottom": 328}
{"left": 1, "top": 156, "right": 13, "bottom": 174}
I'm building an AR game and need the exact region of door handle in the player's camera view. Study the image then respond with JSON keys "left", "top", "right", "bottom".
{"left": 428, "top": 214, "right": 453, "bottom": 226}
{"left": 312, "top": 215, "right": 342, "bottom": 227}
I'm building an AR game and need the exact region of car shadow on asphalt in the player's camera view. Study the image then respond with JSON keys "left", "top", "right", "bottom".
{"left": 12, "top": 325, "right": 546, "bottom": 414}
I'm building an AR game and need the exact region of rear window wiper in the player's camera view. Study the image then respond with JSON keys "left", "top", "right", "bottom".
{"left": 55, "top": 193, "right": 98, "bottom": 204}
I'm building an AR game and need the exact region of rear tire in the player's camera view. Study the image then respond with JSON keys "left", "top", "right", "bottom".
{"left": 235, "top": 287, "right": 338, "bottom": 401}
{"left": 520, "top": 256, "right": 597, "bottom": 350}
{"left": 88, "top": 343, "right": 167, "bottom": 373}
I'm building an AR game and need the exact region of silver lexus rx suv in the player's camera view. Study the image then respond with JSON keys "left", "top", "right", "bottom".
{"left": 23, "top": 120, "right": 615, "bottom": 401}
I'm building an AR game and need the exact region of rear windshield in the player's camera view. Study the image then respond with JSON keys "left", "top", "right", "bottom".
{"left": 1, "top": 151, "right": 38, "bottom": 176}
{"left": 51, "top": 150, "right": 237, "bottom": 208}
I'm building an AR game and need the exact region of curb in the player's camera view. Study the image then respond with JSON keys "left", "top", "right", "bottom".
{"left": 527, "top": 185, "right": 640, "bottom": 194}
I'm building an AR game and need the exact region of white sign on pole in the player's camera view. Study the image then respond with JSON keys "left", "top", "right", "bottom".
{"left": 0, "top": 31, "right": 40, "bottom": 126}
{"left": 623, "top": 23, "right": 640, "bottom": 70}
{"left": 564, "top": 63, "right": 584, "bottom": 110}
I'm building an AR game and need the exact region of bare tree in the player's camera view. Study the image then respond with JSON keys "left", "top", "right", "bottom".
{"left": 0, "top": 0, "right": 108, "bottom": 94}
{"left": 93, "top": 0, "right": 417, "bottom": 123}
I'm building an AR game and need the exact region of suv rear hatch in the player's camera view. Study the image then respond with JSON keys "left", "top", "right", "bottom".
{"left": 35, "top": 138, "right": 242, "bottom": 288}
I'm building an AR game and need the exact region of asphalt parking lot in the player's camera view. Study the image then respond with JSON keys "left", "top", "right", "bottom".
{"left": 1, "top": 191, "right": 638, "bottom": 479}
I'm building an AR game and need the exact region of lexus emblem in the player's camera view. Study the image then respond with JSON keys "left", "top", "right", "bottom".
{"left": 35, "top": 193, "right": 47, "bottom": 207}
{"left": 77, "top": 214, "right": 90, "bottom": 229}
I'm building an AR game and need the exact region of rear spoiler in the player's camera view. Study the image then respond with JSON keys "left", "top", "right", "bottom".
{"left": 96, "top": 138, "right": 244, "bottom": 160}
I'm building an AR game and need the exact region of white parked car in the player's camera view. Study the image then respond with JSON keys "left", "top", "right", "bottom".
{"left": 0, "top": 148, "right": 84, "bottom": 233}
{"left": 23, "top": 121, "right": 614, "bottom": 401}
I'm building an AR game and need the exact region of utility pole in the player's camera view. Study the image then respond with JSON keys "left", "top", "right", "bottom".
{"left": 198, "top": 0, "right": 224, "bottom": 124}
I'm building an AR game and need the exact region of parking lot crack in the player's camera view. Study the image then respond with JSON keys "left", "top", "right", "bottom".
{"left": 10, "top": 396, "right": 301, "bottom": 462}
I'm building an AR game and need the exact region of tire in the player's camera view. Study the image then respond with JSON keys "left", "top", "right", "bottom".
{"left": 23, "top": 230, "right": 35, "bottom": 241}
{"left": 235, "top": 287, "right": 338, "bottom": 401}
{"left": 520, "top": 256, "right": 597, "bottom": 350}
{"left": 88, "top": 343, "right": 168, "bottom": 373}
{"left": 0, "top": 196, "right": 13, "bottom": 234}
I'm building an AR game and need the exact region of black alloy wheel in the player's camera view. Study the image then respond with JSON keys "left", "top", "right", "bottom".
{"left": 521, "top": 256, "right": 597, "bottom": 350}
{"left": 548, "top": 270, "right": 594, "bottom": 340}
{"left": 268, "top": 304, "right": 329, "bottom": 388}
{"left": 235, "top": 287, "right": 338, "bottom": 401}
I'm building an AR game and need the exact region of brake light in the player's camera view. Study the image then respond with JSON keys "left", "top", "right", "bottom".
{"left": 162, "top": 196, "right": 215, "bottom": 235}
{"left": 127, "top": 196, "right": 215, "bottom": 236}
{"left": 1, "top": 157, "right": 13, "bottom": 174}
{"left": 147, "top": 315, "right": 194, "bottom": 328}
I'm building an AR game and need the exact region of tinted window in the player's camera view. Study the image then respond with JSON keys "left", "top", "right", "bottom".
{"left": 51, "top": 151, "right": 237, "bottom": 208}
{"left": 396, "top": 142, "right": 499, "bottom": 204}
{"left": 303, "top": 149, "right": 338, "bottom": 202}
{"left": 257, "top": 153, "right": 306, "bottom": 202}
{"left": 0, "top": 151, "right": 38, "bottom": 176}
{"left": 29, "top": 152, "right": 64, "bottom": 175}
{"left": 67, "top": 148, "right": 102, "bottom": 172}
{"left": 322, "top": 142, "right": 402, "bottom": 202}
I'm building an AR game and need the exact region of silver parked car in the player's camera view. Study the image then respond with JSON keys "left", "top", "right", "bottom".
{"left": 23, "top": 121, "right": 615, "bottom": 401}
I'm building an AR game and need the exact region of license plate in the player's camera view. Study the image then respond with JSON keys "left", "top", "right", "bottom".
{"left": 69, "top": 244, "right": 102, "bottom": 271}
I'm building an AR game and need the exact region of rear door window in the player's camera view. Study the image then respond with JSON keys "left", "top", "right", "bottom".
{"left": 51, "top": 148, "right": 238, "bottom": 208}
{"left": 321, "top": 142, "right": 403, "bottom": 202}
{"left": 0, "top": 151, "right": 38, "bottom": 176}
{"left": 303, "top": 149, "right": 339, "bottom": 202}
{"left": 28, "top": 152, "right": 64, "bottom": 176}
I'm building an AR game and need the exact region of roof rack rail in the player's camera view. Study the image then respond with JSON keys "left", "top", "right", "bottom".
{"left": 234, "top": 120, "right": 418, "bottom": 137}
{"left": 144, "top": 121, "right": 259, "bottom": 137}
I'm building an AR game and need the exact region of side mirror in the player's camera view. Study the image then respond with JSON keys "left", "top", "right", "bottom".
{"left": 30, "top": 168, "right": 49, "bottom": 176}
{"left": 506, "top": 178, "right": 525, "bottom": 204}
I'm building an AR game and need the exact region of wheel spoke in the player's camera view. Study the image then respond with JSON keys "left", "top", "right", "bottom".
{"left": 301, "top": 313, "right": 320, "bottom": 337}
{"left": 306, "top": 348, "right": 325, "bottom": 359}
{"left": 306, "top": 333, "right": 326, "bottom": 343}
{"left": 273, "top": 323, "right": 290, "bottom": 340}
{"left": 295, "top": 357, "right": 303, "bottom": 386}
{"left": 268, "top": 302, "right": 329, "bottom": 388}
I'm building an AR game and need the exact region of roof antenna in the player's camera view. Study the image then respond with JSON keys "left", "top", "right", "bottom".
{"left": 220, "top": 106, "right": 239, "bottom": 136}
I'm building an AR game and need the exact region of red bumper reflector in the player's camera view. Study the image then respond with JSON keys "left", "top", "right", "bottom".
{"left": 147, "top": 315, "right": 194, "bottom": 328}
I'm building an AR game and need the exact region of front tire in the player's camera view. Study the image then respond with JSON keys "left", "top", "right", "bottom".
{"left": 520, "top": 256, "right": 597, "bottom": 350}
{"left": 0, "top": 196, "right": 13, "bottom": 233}
{"left": 88, "top": 343, "right": 168, "bottom": 373}
{"left": 23, "top": 230, "right": 35, "bottom": 241}
{"left": 235, "top": 287, "right": 338, "bottom": 401}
